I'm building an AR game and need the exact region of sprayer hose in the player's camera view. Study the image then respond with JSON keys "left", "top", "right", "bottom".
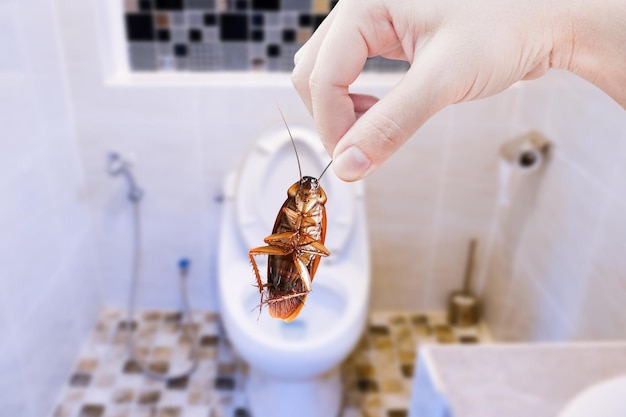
{"left": 125, "top": 201, "right": 200, "bottom": 382}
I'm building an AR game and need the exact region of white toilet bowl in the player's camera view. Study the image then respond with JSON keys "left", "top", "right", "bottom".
{"left": 218, "top": 122, "right": 370, "bottom": 417}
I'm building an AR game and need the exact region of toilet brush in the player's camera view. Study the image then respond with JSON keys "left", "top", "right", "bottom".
{"left": 447, "top": 239, "right": 480, "bottom": 327}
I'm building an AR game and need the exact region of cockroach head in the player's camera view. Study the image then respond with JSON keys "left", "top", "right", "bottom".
{"left": 299, "top": 176, "right": 320, "bottom": 191}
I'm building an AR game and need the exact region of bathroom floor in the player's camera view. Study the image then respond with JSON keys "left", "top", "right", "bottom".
{"left": 51, "top": 308, "right": 489, "bottom": 417}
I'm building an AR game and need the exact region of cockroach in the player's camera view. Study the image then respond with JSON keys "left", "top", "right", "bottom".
{"left": 248, "top": 111, "right": 332, "bottom": 323}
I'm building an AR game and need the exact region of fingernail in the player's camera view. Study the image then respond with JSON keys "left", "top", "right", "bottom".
{"left": 334, "top": 146, "right": 371, "bottom": 181}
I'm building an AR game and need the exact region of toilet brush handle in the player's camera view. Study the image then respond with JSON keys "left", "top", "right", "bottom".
{"left": 462, "top": 240, "right": 477, "bottom": 295}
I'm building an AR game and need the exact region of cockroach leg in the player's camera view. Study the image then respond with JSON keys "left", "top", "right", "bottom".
{"left": 249, "top": 245, "right": 290, "bottom": 293}
{"left": 263, "top": 231, "right": 298, "bottom": 248}
{"left": 264, "top": 291, "right": 309, "bottom": 305}
{"left": 293, "top": 256, "right": 312, "bottom": 291}
{"left": 298, "top": 240, "right": 330, "bottom": 257}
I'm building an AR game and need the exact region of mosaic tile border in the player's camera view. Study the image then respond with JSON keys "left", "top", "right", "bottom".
{"left": 123, "top": 0, "right": 410, "bottom": 72}
{"left": 52, "top": 309, "right": 488, "bottom": 417}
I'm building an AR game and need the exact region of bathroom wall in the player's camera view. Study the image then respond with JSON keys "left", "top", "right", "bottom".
{"left": 365, "top": 86, "right": 524, "bottom": 311}
{"left": 483, "top": 72, "right": 626, "bottom": 341}
{"left": 0, "top": 0, "right": 100, "bottom": 416}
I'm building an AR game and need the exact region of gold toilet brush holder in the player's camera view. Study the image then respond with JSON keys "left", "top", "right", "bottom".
{"left": 447, "top": 239, "right": 480, "bottom": 327}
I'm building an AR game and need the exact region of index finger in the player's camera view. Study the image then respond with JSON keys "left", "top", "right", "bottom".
{"left": 308, "top": 10, "right": 370, "bottom": 153}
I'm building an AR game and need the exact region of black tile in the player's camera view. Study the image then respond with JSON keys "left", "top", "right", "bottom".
{"left": 400, "top": 363, "right": 414, "bottom": 378}
{"left": 251, "top": 0, "right": 279, "bottom": 10}
{"left": 266, "top": 44, "right": 280, "bottom": 57}
{"left": 313, "top": 14, "right": 326, "bottom": 30}
{"left": 251, "top": 13, "right": 264, "bottom": 26}
{"left": 220, "top": 14, "right": 248, "bottom": 41}
{"left": 282, "top": 29, "right": 296, "bottom": 43}
{"left": 163, "top": 311, "right": 183, "bottom": 323}
{"left": 125, "top": 14, "right": 155, "bottom": 41}
{"left": 459, "top": 335, "right": 479, "bottom": 344}
{"left": 204, "top": 13, "right": 217, "bottom": 26}
{"left": 388, "top": 410, "right": 408, "bottom": 417}
{"left": 174, "top": 44, "right": 188, "bottom": 57}
{"left": 215, "top": 376, "right": 236, "bottom": 390}
{"left": 157, "top": 29, "right": 171, "bottom": 42}
{"left": 369, "top": 324, "right": 390, "bottom": 336}
{"left": 234, "top": 407, "right": 251, "bottom": 417}
{"left": 251, "top": 29, "right": 264, "bottom": 41}
{"left": 356, "top": 378, "right": 379, "bottom": 393}
{"left": 166, "top": 376, "right": 189, "bottom": 390}
{"left": 189, "top": 29, "right": 203, "bottom": 42}
{"left": 155, "top": 0, "right": 184, "bottom": 10}
{"left": 200, "top": 334, "right": 219, "bottom": 346}
{"left": 139, "top": 0, "right": 153, "bottom": 11}
{"left": 298, "top": 14, "right": 312, "bottom": 27}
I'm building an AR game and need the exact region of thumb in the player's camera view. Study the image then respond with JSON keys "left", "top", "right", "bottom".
{"left": 332, "top": 37, "right": 460, "bottom": 181}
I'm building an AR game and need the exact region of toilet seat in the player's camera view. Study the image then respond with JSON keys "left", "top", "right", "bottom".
{"left": 236, "top": 125, "right": 356, "bottom": 255}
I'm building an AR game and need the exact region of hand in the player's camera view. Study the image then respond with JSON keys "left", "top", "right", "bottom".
{"left": 292, "top": 0, "right": 626, "bottom": 181}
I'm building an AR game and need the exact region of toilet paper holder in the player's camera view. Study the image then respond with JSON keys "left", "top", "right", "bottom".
{"left": 499, "top": 130, "right": 551, "bottom": 171}
{"left": 498, "top": 131, "right": 551, "bottom": 206}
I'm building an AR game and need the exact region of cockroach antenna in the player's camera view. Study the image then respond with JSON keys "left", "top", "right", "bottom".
{"left": 318, "top": 160, "right": 333, "bottom": 181}
{"left": 276, "top": 103, "right": 302, "bottom": 181}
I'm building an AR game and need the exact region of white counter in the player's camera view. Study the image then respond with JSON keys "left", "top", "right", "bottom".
{"left": 409, "top": 342, "right": 626, "bottom": 417}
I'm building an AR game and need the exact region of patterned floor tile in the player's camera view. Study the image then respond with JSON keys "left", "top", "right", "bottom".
{"left": 52, "top": 309, "right": 488, "bottom": 417}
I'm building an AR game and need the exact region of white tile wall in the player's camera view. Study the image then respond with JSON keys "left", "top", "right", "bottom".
{"left": 0, "top": 1, "right": 100, "bottom": 416}
{"left": 0, "top": 3, "right": 25, "bottom": 73}
{"left": 483, "top": 74, "right": 626, "bottom": 341}
{"left": 574, "top": 196, "right": 626, "bottom": 339}
{"left": 365, "top": 108, "right": 450, "bottom": 310}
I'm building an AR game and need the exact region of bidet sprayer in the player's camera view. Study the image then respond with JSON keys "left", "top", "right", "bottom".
{"left": 107, "top": 152, "right": 144, "bottom": 202}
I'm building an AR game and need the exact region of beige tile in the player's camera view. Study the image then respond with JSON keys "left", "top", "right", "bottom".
{"left": 297, "top": 27, "right": 313, "bottom": 43}
{"left": 365, "top": 143, "right": 443, "bottom": 229}
{"left": 426, "top": 123, "right": 519, "bottom": 310}
{"left": 365, "top": 114, "right": 449, "bottom": 310}
{"left": 312, "top": 0, "right": 330, "bottom": 13}
{"left": 77, "top": 358, "right": 99, "bottom": 372}
{"left": 369, "top": 225, "right": 429, "bottom": 310}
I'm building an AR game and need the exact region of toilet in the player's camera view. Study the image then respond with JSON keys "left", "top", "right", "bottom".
{"left": 218, "top": 121, "right": 371, "bottom": 417}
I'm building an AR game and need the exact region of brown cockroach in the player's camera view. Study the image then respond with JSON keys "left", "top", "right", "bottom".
{"left": 248, "top": 112, "right": 332, "bottom": 323}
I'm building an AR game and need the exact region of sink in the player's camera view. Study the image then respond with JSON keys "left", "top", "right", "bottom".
{"left": 559, "top": 375, "right": 626, "bottom": 417}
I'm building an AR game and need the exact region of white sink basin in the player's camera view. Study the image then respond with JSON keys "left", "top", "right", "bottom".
{"left": 559, "top": 376, "right": 626, "bottom": 417}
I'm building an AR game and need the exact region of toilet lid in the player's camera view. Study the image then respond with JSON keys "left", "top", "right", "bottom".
{"left": 236, "top": 125, "right": 356, "bottom": 255}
